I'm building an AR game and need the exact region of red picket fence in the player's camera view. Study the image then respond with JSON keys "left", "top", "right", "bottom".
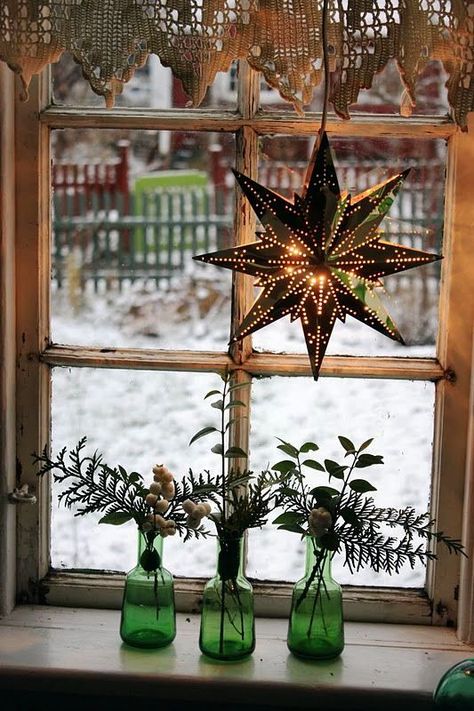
{"left": 52, "top": 140, "right": 130, "bottom": 216}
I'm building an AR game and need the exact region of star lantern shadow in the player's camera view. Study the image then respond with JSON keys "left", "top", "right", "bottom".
{"left": 194, "top": 133, "right": 442, "bottom": 380}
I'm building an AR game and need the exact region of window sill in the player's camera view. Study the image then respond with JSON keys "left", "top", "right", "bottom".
{"left": 1, "top": 607, "right": 473, "bottom": 710}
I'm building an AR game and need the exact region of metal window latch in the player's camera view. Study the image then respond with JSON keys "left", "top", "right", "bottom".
{"left": 8, "top": 483, "right": 37, "bottom": 505}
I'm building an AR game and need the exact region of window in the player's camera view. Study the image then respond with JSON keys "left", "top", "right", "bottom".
{"left": 3, "top": 58, "right": 474, "bottom": 636}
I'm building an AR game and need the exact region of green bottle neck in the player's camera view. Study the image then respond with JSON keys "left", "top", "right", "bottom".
{"left": 216, "top": 535, "right": 245, "bottom": 581}
{"left": 305, "top": 536, "right": 332, "bottom": 579}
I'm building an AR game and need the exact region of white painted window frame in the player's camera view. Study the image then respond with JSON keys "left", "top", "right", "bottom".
{"left": 2, "top": 62, "right": 473, "bottom": 638}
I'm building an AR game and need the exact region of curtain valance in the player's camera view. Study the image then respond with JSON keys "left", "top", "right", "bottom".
{"left": 1, "top": 1, "right": 473, "bottom": 126}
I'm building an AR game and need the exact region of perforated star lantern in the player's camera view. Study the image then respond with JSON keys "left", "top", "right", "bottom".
{"left": 194, "top": 133, "right": 442, "bottom": 380}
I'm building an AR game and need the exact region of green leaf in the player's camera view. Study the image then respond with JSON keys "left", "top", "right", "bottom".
{"left": 211, "top": 399, "right": 224, "bottom": 410}
{"left": 340, "top": 507, "right": 362, "bottom": 529}
{"left": 355, "top": 453, "right": 384, "bottom": 468}
{"left": 224, "top": 400, "right": 246, "bottom": 410}
{"left": 211, "top": 443, "right": 223, "bottom": 455}
{"left": 319, "top": 532, "right": 340, "bottom": 551}
{"left": 277, "top": 444, "right": 299, "bottom": 458}
{"left": 189, "top": 426, "right": 218, "bottom": 446}
{"left": 129, "top": 472, "right": 141, "bottom": 483}
{"left": 276, "top": 438, "right": 299, "bottom": 458}
{"left": 324, "top": 459, "right": 347, "bottom": 479}
{"left": 310, "top": 486, "right": 340, "bottom": 498}
{"left": 338, "top": 436, "right": 355, "bottom": 452}
{"left": 349, "top": 479, "right": 377, "bottom": 493}
{"left": 225, "top": 416, "right": 248, "bottom": 432}
{"left": 224, "top": 446, "right": 248, "bottom": 458}
{"left": 277, "top": 523, "right": 306, "bottom": 535}
{"left": 358, "top": 438, "right": 374, "bottom": 453}
{"left": 204, "top": 389, "right": 222, "bottom": 400}
{"left": 303, "top": 459, "right": 325, "bottom": 472}
{"left": 273, "top": 511, "right": 305, "bottom": 526}
{"left": 228, "top": 382, "right": 250, "bottom": 393}
{"left": 300, "top": 442, "right": 319, "bottom": 453}
{"left": 272, "top": 460, "right": 298, "bottom": 474}
{"left": 99, "top": 512, "right": 133, "bottom": 526}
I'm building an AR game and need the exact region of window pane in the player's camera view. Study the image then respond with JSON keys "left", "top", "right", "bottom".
{"left": 51, "top": 368, "right": 223, "bottom": 576}
{"left": 259, "top": 60, "right": 449, "bottom": 116}
{"left": 252, "top": 135, "right": 445, "bottom": 357}
{"left": 51, "top": 129, "right": 234, "bottom": 350}
{"left": 247, "top": 376, "right": 434, "bottom": 587}
{"left": 52, "top": 53, "right": 237, "bottom": 110}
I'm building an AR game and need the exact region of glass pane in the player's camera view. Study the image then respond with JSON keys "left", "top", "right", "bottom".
{"left": 51, "top": 129, "right": 234, "bottom": 350}
{"left": 251, "top": 135, "right": 445, "bottom": 357}
{"left": 260, "top": 60, "right": 449, "bottom": 116}
{"left": 52, "top": 53, "right": 237, "bottom": 110}
{"left": 51, "top": 368, "right": 224, "bottom": 576}
{"left": 247, "top": 376, "right": 434, "bottom": 587}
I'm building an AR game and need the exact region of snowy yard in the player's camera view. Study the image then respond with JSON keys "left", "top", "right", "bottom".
{"left": 50, "top": 268, "right": 437, "bottom": 589}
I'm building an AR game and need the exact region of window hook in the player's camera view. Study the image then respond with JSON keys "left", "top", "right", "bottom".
{"left": 8, "top": 483, "right": 37, "bottom": 505}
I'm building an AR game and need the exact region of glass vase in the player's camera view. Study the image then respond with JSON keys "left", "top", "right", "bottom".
{"left": 199, "top": 535, "right": 255, "bottom": 660}
{"left": 287, "top": 536, "right": 344, "bottom": 659}
{"left": 434, "top": 659, "right": 474, "bottom": 708}
{"left": 120, "top": 529, "right": 176, "bottom": 648}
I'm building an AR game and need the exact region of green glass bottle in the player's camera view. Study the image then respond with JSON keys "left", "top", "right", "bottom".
{"left": 434, "top": 659, "right": 474, "bottom": 709}
{"left": 287, "top": 536, "right": 344, "bottom": 659}
{"left": 199, "top": 536, "right": 255, "bottom": 661}
{"left": 120, "top": 530, "right": 176, "bottom": 648}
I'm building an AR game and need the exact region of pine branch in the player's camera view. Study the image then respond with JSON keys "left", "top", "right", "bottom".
{"left": 34, "top": 440, "right": 216, "bottom": 540}
{"left": 340, "top": 492, "right": 465, "bottom": 558}
{"left": 34, "top": 441, "right": 149, "bottom": 526}
{"left": 336, "top": 520, "right": 438, "bottom": 575}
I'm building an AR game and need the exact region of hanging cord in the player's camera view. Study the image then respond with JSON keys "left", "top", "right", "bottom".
{"left": 303, "top": 0, "right": 331, "bottom": 193}
{"left": 320, "top": 0, "right": 331, "bottom": 138}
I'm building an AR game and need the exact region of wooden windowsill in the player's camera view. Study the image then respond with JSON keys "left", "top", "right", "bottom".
{"left": 1, "top": 606, "right": 473, "bottom": 710}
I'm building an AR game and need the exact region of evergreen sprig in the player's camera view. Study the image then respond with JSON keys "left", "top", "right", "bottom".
{"left": 272, "top": 435, "right": 465, "bottom": 577}
{"left": 34, "top": 437, "right": 213, "bottom": 540}
{"left": 190, "top": 466, "right": 280, "bottom": 539}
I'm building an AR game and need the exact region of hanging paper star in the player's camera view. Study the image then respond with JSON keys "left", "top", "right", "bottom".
{"left": 194, "top": 132, "right": 441, "bottom": 380}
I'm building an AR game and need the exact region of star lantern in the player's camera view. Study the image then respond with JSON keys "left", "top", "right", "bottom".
{"left": 194, "top": 133, "right": 442, "bottom": 380}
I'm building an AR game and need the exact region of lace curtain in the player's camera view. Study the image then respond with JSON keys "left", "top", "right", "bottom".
{"left": 1, "top": 0, "right": 473, "bottom": 126}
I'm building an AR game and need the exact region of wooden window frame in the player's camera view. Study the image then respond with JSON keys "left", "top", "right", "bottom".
{"left": 2, "top": 63, "right": 473, "bottom": 637}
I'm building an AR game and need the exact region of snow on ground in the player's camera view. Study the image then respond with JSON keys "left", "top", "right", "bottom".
{"left": 50, "top": 272, "right": 437, "bottom": 588}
